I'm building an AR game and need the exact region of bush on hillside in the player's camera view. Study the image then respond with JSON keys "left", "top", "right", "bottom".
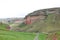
{"left": 18, "top": 22, "right": 27, "bottom": 28}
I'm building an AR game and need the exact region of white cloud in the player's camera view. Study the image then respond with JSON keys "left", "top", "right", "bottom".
{"left": 0, "top": 0, "right": 60, "bottom": 18}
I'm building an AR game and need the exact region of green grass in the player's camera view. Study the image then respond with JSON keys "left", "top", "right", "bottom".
{"left": 0, "top": 23, "right": 8, "bottom": 30}
{"left": 0, "top": 30, "right": 35, "bottom": 40}
{"left": 1, "top": 31, "right": 60, "bottom": 40}
{"left": 0, "top": 23, "right": 35, "bottom": 40}
{"left": 39, "top": 33, "right": 47, "bottom": 40}
{"left": 38, "top": 32, "right": 60, "bottom": 40}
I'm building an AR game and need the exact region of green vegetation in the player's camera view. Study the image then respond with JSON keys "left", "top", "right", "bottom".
{"left": 45, "top": 13, "right": 60, "bottom": 32}
{"left": 0, "top": 23, "right": 35, "bottom": 40}
{"left": 18, "top": 22, "right": 27, "bottom": 28}
{"left": 19, "top": 13, "right": 60, "bottom": 33}
{"left": 0, "top": 23, "right": 8, "bottom": 30}
{"left": 38, "top": 32, "right": 60, "bottom": 40}
{"left": 39, "top": 33, "right": 47, "bottom": 40}
{"left": 0, "top": 23, "right": 60, "bottom": 40}
{"left": 0, "top": 30, "right": 35, "bottom": 40}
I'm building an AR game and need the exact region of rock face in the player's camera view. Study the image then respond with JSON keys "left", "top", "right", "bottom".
{"left": 24, "top": 7, "right": 60, "bottom": 25}
{"left": 23, "top": 7, "right": 60, "bottom": 33}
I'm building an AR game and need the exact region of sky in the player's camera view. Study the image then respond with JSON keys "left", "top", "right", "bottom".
{"left": 0, "top": 0, "right": 60, "bottom": 18}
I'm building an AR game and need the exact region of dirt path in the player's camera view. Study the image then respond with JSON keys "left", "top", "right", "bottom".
{"left": 34, "top": 33, "right": 39, "bottom": 40}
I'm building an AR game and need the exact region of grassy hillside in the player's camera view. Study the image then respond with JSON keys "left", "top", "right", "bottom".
{"left": 0, "top": 30, "right": 35, "bottom": 40}
{"left": 38, "top": 32, "right": 60, "bottom": 40}
{"left": 44, "top": 13, "right": 60, "bottom": 32}
{"left": 0, "top": 17, "right": 60, "bottom": 40}
{"left": 39, "top": 33, "right": 47, "bottom": 40}
{"left": 0, "top": 23, "right": 36, "bottom": 40}
{"left": 18, "top": 13, "right": 60, "bottom": 33}
{"left": 17, "top": 8, "right": 60, "bottom": 33}
{"left": 0, "top": 23, "right": 8, "bottom": 30}
{"left": 31, "top": 13, "right": 60, "bottom": 33}
{"left": 0, "top": 30, "right": 60, "bottom": 40}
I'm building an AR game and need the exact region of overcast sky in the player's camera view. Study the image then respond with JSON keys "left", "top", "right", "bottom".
{"left": 0, "top": 0, "right": 60, "bottom": 18}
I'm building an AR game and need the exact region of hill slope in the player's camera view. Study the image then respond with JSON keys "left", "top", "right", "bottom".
{"left": 0, "top": 23, "right": 9, "bottom": 30}
{"left": 19, "top": 7, "right": 60, "bottom": 33}
{"left": 0, "top": 30, "right": 35, "bottom": 40}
